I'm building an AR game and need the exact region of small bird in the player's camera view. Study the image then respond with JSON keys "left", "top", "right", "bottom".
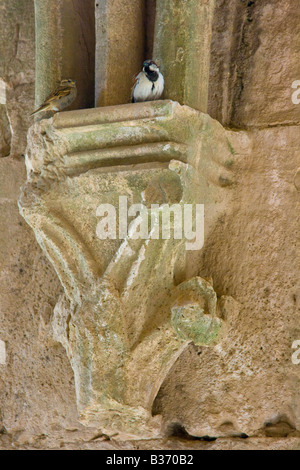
{"left": 30, "top": 79, "right": 77, "bottom": 116}
{"left": 132, "top": 60, "right": 164, "bottom": 103}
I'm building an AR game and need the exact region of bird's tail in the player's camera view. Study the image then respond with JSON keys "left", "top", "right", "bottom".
{"left": 30, "top": 104, "right": 51, "bottom": 116}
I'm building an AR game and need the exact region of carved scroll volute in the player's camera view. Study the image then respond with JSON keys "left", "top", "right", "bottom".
{"left": 19, "top": 100, "right": 237, "bottom": 438}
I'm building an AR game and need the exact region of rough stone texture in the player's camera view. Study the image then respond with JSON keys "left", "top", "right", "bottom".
{"left": 0, "top": 157, "right": 79, "bottom": 441}
{"left": 0, "top": 0, "right": 300, "bottom": 451}
{"left": 208, "top": 0, "right": 300, "bottom": 127}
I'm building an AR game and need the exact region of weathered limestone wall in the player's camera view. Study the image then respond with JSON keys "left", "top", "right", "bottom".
{"left": 0, "top": 0, "right": 300, "bottom": 450}
{"left": 155, "top": 125, "right": 300, "bottom": 439}
{"left": 208, "top": 0, "right": 300, "bottom": 127}
{"left": 0, "top": 0, "right": 79, "bottom": 447}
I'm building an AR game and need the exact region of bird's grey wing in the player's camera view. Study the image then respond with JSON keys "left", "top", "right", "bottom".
{"left": 131, "top": 73, "right": 142, "bottom": 103}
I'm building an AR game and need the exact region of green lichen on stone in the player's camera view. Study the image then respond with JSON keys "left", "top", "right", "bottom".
{"left": 227, "top": 138, "right": 235, "bottom": 155}
{"left": 171, "top": 304, "right": 223, "bottom": 346}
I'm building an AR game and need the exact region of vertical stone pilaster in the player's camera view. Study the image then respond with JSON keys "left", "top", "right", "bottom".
{"left": 153, "top": 0, "right": 216, "bottom": 112}
{"left": 34, "top": 0, "right": 95, "bottom": 112}
{"left": 95, "top": 0, "right": 145, "bottom": 107}
{"left": 34, "top": 0, "right": 62, "bottom": 108}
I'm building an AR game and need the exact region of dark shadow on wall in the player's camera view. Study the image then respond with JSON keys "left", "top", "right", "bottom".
{"left": 208, "top": 0, "right": 261, "bottom": 127}
{"left": 61, "top": 0, "right": 95, "bottom": 110}
{"left": 0, "top": 80, "right": 11, "bottom": 158}
{"left": 145, "top": 0, "right": 156, "bottom": 60}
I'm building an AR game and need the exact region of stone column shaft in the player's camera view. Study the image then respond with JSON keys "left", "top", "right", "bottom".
{"left": 153, "top": 0, "right": 215, "bottom": 112}
{"left": 34, "top": 0, "right": 62, "bottom": 108}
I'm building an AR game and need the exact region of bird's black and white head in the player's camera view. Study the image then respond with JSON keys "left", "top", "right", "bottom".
{"left": 143, "top": 60, "right": 160, "bottom": 82}
{"left": 132, "top": 60, "right": 164, "bottom": 103}
{"left": 143, "top": 60, "right": 159, "bottom": 72}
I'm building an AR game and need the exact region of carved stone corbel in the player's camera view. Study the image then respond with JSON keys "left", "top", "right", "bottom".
{"left": 19, "top": 100, "right": 238, "bottom": 438}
